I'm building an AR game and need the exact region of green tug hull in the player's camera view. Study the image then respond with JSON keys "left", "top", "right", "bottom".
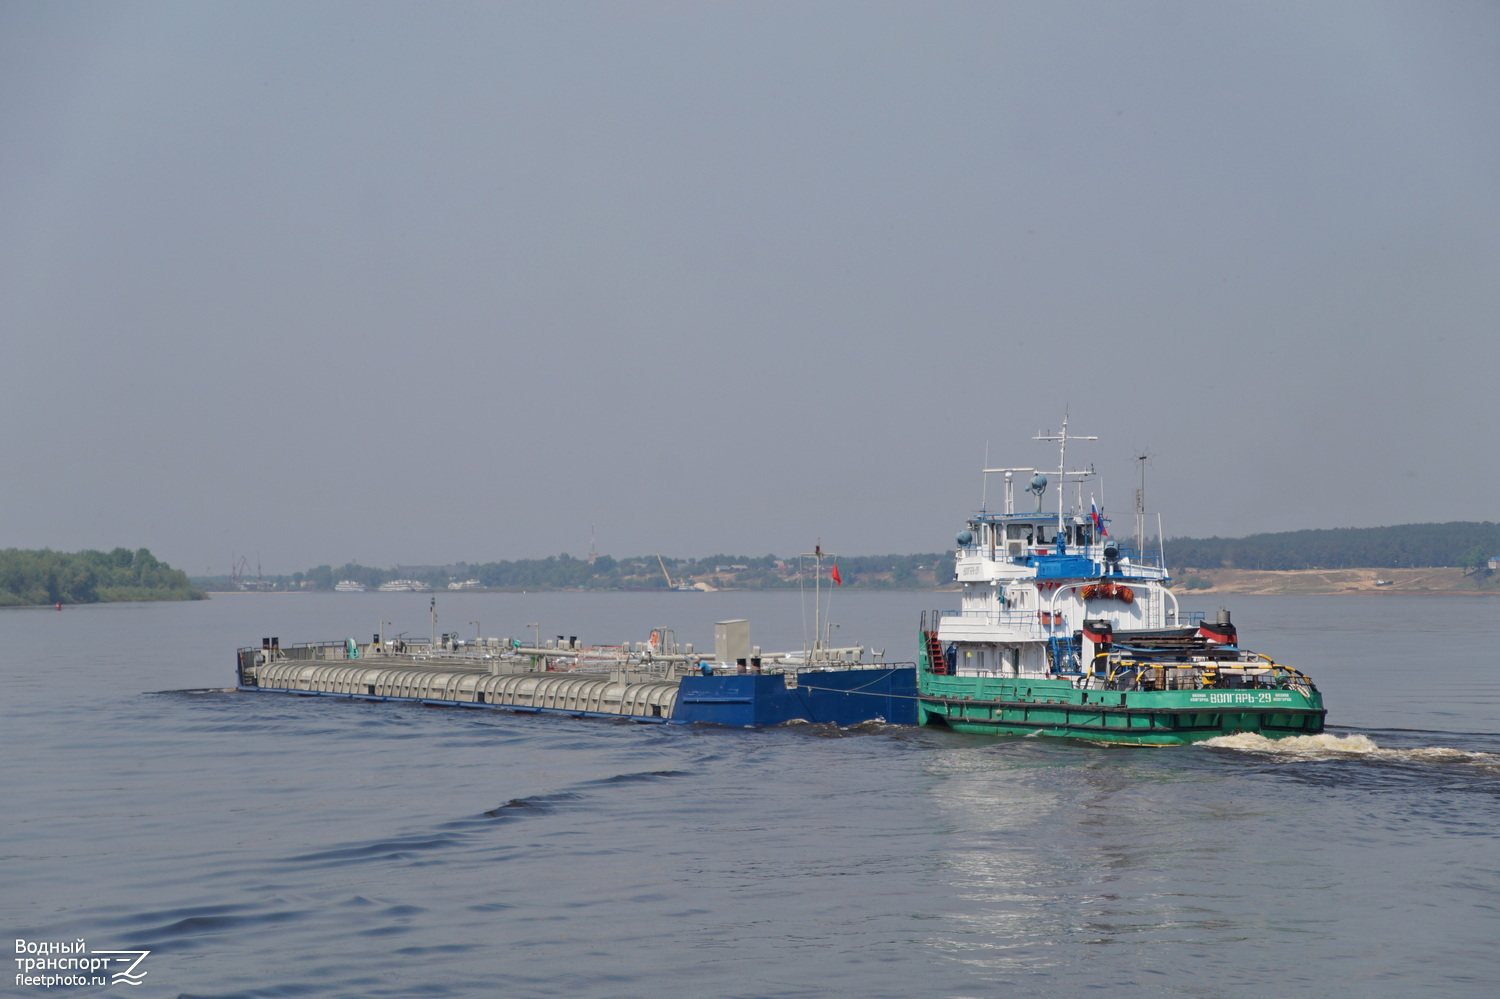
{"left": 917, "top": 666, "right": 1326, "bottom": 746}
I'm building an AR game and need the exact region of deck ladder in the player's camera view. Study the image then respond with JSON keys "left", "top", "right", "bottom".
{"left": 921, "top": 609, "right": 948, "bottom": 674}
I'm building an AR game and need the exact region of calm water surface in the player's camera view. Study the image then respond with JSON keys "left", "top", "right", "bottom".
{"left": 3, "top": 591, "right": 1497, "bottom": 998}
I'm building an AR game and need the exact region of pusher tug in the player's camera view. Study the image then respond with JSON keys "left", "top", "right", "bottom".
{"left": 917, "top": 418, "right": 1325, "bottom": 745}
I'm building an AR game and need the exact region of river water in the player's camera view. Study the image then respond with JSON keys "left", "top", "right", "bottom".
{"left": 4, "top": 591, "right": 1497, "bottom": 998}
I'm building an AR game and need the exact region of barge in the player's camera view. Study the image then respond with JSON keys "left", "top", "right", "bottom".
{"left": 237, "top": 623, "right": 917, "bottom": 728}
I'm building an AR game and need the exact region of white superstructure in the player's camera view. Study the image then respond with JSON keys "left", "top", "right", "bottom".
{"left": 934, "top": 417, "right": 1188, "bottom": 679}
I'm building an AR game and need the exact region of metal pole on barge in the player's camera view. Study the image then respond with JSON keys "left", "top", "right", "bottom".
{"left": 815, "top": 544, "right": 821, "bottom": 653}
{"left": 798, "top": 543, "right": 840, "bottom": 656}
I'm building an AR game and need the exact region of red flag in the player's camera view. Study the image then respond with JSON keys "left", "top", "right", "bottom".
{"left": 831, "top": 564, "right": 842, "bottom": 586}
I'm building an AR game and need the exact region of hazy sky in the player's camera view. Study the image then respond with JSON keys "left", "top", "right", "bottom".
{"left": 4, "top": 1, "right": 1497, "bottom": 575}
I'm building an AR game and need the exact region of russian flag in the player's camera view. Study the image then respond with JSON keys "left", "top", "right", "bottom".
{"left": 1091, "top": 498, "right": 1108, "bottom": 536}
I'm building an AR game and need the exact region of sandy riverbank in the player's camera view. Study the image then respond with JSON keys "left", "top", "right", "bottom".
{"left": 1171, "top": 567, "right": 1497, "bottom": 595}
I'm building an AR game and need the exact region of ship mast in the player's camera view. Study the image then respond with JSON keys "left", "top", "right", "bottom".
{"left": 1034, "top": 414, "right": 1096, "bottom": 543}
{"left": 1134, "top": 451, "right": 1150, "bottom": 556}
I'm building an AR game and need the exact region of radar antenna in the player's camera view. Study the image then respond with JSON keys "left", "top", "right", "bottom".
{"left": 1026, "top": 472, "right": 1048, "bottom": 512}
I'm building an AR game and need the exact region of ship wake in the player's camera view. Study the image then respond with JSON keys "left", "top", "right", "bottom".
{"left": 1203, "top": 731, "right": 1496, "bottom": 767}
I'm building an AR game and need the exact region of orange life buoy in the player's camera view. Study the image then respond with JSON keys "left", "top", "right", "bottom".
{"left": 1118, "top": 586, "right": 1134, "bottom": 604}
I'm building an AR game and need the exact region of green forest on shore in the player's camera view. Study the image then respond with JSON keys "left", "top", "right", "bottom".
{"left": 190, "top": 521, "right": 1499, "bottom": 593}
{"left": 198, "top": 552, "right": 946, "bottom": 593}
{"left": 0, "top": 548, "right": 205, "bottom": 606}
{"left": 1167, "top": 521, "right": 1500, "bottom": 572}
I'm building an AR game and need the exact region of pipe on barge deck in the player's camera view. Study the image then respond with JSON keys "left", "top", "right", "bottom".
{"left": 248, "top": 657, "right": 680, "bottom": 720}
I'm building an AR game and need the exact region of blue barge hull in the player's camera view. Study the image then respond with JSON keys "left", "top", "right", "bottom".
{"left": 674, "top": 669, "right": 917, "bottom": 726}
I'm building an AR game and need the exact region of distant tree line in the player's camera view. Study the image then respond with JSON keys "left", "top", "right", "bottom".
{"left": 188, "top": 522, "right": 1500, "bottom": 594}
{"left": 201, "top": 552, "right": 954, "bottom": 592}
{"left": 0, "top": 547, "right": 205, "bottom": 606}
{"left": 1165, "top": 522, "right": 1500, "bottom": 571}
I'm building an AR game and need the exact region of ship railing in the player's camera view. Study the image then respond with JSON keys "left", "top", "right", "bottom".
{"left": 1106, "top": 546, "right": 1166, "bottom": 570}
{"left": 941, "top": 607, "right": 1050, "bottom": 630}
{"left": 236, "top": 640, "right": 350, "bottom": 684}
{"left": 954, "top": 543, "right": 1168, "bottom": 573}
{"left": 1070, "top": 672, "right": 1221, "bottom": 692}
{"left": 1086, "top": 656, "right": 1316, "bottom": 692}
{"left": 940, "top": 606, "right": 1055, "bottom": 638}
{"left": 571, "top": 658, "right": 915, "bottom": 679}
{"left": 236, "top": 640, "right": 347, "bottom": 662}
